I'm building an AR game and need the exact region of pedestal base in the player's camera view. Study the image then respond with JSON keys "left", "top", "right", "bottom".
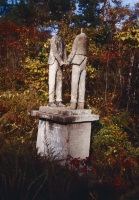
{"left": 29, "top": 107, "right": 99, "bottom": 160}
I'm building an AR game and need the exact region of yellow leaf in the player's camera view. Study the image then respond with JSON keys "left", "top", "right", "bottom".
{"left": 121, "top": 37, "right": 126, "bottom": 41}
{"left": 40, "top": 77, "right": 45, "bottom": 81}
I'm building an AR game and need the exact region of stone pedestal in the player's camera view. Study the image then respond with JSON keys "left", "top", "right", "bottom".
{"left": 29, "top": 107, "right": 99, "bottom": 160}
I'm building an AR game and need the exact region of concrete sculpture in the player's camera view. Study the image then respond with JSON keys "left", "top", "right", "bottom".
{"left": 48, "top": 35, "right": 67, "bottom": 107}
{"left": 67, "top": 29, "right": 89, "bottom": 110}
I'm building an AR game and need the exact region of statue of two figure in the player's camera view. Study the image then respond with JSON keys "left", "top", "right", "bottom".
{"left": 48, "top": 29, "right": 89, "bottom": 110}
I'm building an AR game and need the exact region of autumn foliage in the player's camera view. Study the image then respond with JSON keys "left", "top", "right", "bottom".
{"left": 0, "top": 0, "right": 139, "bottom": 199}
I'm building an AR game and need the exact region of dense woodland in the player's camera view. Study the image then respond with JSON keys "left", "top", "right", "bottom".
{"left": 0, "top": 0, "right": 139, "bottom": 199}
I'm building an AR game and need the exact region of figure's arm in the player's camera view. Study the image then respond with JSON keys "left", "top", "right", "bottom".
{"left": 63, "top": 45, "right": 68, "bottom": 63}
{"left": 67, "top": 36, "right": 78, "bottom": 64}
{"left": 51, "top": 37, "right": 64, "bottom": 66}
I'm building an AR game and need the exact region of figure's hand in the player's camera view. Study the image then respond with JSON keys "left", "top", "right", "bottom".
{"left": 65, "top": 61, "right": 70, "bottom": 66}
{"left": 60, "top": 60, "right": 70, "bottom": 66}
{"left": 60, "top": 61, "right": 66, "bottom": 66}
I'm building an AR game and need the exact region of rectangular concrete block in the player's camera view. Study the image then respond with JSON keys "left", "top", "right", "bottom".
{"left": 36, "top": 120, "right": 92, "bottom": 159}
{"left": 30, "top": 107, "right": 99, "bottom": 160}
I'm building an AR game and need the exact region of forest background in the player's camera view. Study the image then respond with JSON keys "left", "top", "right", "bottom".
{"left": 0, "top": 0, "right": 139, "bottom": 199}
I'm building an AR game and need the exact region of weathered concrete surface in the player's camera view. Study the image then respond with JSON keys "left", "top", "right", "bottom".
{"left": 29, "top": 107, "right": 99, "bottom": 160}
{"left": 68, "top": 123, "right": 91, "bottom": 158}
{"left": 39, "top": 106, "right": 92, "bottom": 115}
{"left": 28, "top": 106, "right": 99, "bottom": 124}
{"left": 36, "top": 120, "right": 92, "bottom": 159}
{"left": 36, "top": 120, "right": 68, "bottom": 159}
